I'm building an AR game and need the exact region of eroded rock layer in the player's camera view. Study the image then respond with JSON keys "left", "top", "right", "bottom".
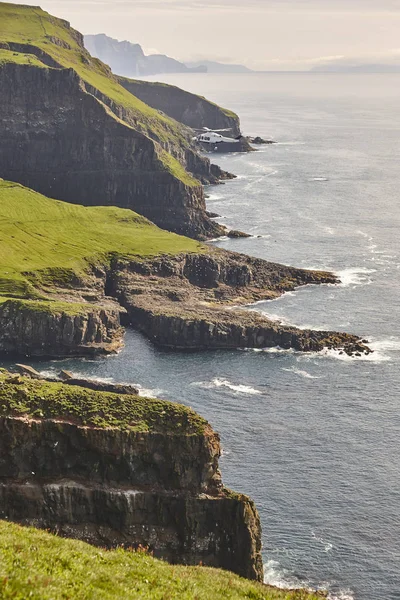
{"left": 0, "top": 375, "right": 263, "bottom": 581}
{"left": 111, "top": 250, "right": 371, "bottom": 355}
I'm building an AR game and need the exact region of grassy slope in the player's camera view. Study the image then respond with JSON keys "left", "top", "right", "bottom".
{"left": 0, "top": 372, "right": 207, "bottom": 433}
{"left": 0, "top": 521, "right": 324, "bottom": 600}
{"left": 0, "top": 180, "right": 202, "bottom": 302}
{"left": 0, "top": 47, "right": 47, "bottom": 67}
{"left": 0, "top": 2, "right": 198, "bottom": 186}
{"left": 119, "top": 76, "right": 239, "bottom": 120}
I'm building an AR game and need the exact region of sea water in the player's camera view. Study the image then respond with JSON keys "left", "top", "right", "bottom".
{"left": 16, "top": 73, "right": 400, "bottom": 600}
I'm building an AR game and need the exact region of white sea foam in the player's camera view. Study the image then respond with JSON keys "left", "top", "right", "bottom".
{"left": 318, "top": 347, "right": 390, "bottom": 363}
{"left": 337, "top": 267, "right": 376, "bottom": 287}
{"left": 327, "top": 592, "right": 355, "bottom": 600}
{"left": 191, "top": 377, "right": 262, "bottom": 395}
{"left": 310, "top": 177, "right": 329, "bottom": 182}
{"left": 263, "top": 560, "right": 303, "bottom": 589}
{"left": 324, "top": 226, "right": 335, "bottom": 235}
{"left": 241, "top": 346, "right": 297, "bottom": 355}
{"left": 264, "top": 560, "right": 354, "bottom": 600}
{"left": 136, "top": 385, "right": 165, "bottom": 398}
{"left": 282, "top": 366, "right": 321, "bottom": 379}
{"left": 206, "top": 192, "right": 223, "bottom": 201}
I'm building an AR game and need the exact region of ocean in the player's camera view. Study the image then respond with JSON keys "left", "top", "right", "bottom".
{"left": 17, "top": 73, "right": 400, "bottom": 600}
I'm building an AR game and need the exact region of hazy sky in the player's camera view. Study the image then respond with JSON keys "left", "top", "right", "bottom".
{"left": 6, "top": 0, "right": 400, "bottom": 69}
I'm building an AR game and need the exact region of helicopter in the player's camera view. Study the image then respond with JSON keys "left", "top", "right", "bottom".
{"left": 192, "top": 127, "right": 243, "bottom": 152}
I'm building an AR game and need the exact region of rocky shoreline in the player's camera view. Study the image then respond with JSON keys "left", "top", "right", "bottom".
{"left": 0, "top": 248, "right": 371, "bottom": 359}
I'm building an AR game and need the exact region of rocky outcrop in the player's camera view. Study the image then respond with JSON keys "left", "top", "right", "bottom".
{"left": 0, "top": 376, "right": 263, "bottom": 581}
{"left": 0, "top": 299, "right": 123, "bottom": 357}
{"left": 110, "top": 251, "right": 372, "bottom": 356}
{"left": 119, "top": 77, "right": 242, "bottom": 137}
{"left": 0, "top": 248, "right": 371, "bottom": 358}
{"left": 0, "top": 61, "right": 223, "bottom": 239}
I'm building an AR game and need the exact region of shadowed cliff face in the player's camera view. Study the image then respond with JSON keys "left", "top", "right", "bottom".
{"left": 119, "top": 77, "right": 242, "bottom": 136}
{"left": 0, "top": 299, "right": 123, "bottom": 358}
{"left": 0, "top": 62, "right": 224, "bottom": 239}
{"left": 0, "top": 375, "right": 263, "bottom": 581}
{"left": 0, "top": 0, "right": 235, "bottom": 240}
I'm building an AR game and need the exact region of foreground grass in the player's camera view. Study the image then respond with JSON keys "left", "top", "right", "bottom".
{"left": 0, "top": 521, "right": 325, "bottom": 600}
{"left": 0, "top": 180, "right": 202, "bottom": 299}
{"left": 0, "top": 373, "right": 207, "bottom": 433}
{"left": 0, "top": 2, "right": 199, "bottom": 186}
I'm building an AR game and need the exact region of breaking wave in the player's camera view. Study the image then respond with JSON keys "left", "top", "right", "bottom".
{"left": 282, "top": 366, "right": 321, "bottom": 379}
{"left": 191, "top": 377, "right": 262, "bottom": 395}
{"left": 336, "top": 267, "right": 376, "bottom": 287}
{"left": 263, "top": 560, "right": 354, "bottom": 600}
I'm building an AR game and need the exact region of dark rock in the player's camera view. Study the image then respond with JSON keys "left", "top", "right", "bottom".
{"left": 62, "top": 378, "right": 140, "bottom": 396}
{"left": 249, "top": 136, "right": 275, "bottom": 145}
{"left": 227, "top": 230, "right": 252, "bottom": 238}
{"left": 0, "top": 300, "right": 123, "bottom": 358}
{"left": 206, "top": 211, "right": 221, "bottom": 218}
{"left": 108, "top": 250, "right": 371, "bottom": 357}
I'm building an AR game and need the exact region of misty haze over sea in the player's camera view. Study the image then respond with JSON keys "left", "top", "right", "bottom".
{"left": 24, "top": 72, "right": 400, "bottom": 600}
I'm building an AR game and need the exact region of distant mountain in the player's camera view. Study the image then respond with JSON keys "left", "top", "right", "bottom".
{"left": 312, "top": 63, "right": 400, "bottom": 73}
{"left": 185, "top": 60, "right": 253, "bottom": 74}
{"left": 84, "top": 34, "right": 206, "bottom": 77}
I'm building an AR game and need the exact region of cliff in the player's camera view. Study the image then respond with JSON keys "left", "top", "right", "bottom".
{"left": 84, "top": 34, "right": 207, "bottom": 77}
{"left": 0, "top": 372, "right": 263, "bottom": 581}
{"left": 0, "top": 180, "right": 370, "bottom": 358}
{"left": 119, "top": 77, "right": 242, "bottom": 136}
{"left": 111, "top": 252, "right": 371, "bottom": 355}
{"left": 0, "top": 3, "right": 229, "bottom": 238}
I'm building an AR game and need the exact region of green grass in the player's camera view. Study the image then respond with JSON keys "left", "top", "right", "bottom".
{"left": 0, "top": 180, "right": 202, "bottom": 300}
{"left": 0, "top": 521, "right": 325, "bottom": 600}
{"left": 0, "top": 48, "right": 47, "bottom": 67}
{"left": 0, "top": 372, "right": 207, "bottom": 433}
{"left": 0, "top": 2, "right": 200, "bottom": 187}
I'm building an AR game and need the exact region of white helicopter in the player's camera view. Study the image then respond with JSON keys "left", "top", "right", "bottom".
{"left": 193, "top": 127, "right": 243, "bottom": 152}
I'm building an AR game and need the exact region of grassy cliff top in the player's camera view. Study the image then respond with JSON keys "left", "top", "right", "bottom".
{"left": 0, "top": 47, "right": 47, "bottom": 67}
{"left": 0, "top": 2, "right": 199, "bottom": 187}
{"left": 0, "top": 180, "right": 202, "bottom": 300}
{"left": 0, "top": 521, "right": 325, "bottom": 600}
{"left": 0, "top": 372, "right": 208, "bottom": 433}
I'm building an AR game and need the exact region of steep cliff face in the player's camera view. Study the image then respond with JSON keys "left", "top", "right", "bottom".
{"left": 0, "top": 299, "right": 123, "bottom": 357}
{"left": 0, "top": 61, "right": 222, "bottom": 238}
{"left": 0, "top": 375, "right": 263, "bottom": 581}
{"left": 0, "top": 481, "right": 262, "bottom": 581}
{"left": 119, "top": 77, "right": 242, "bottom": 136}
{"left": 0, "top": 3, "right": 230, "bottom": 238}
